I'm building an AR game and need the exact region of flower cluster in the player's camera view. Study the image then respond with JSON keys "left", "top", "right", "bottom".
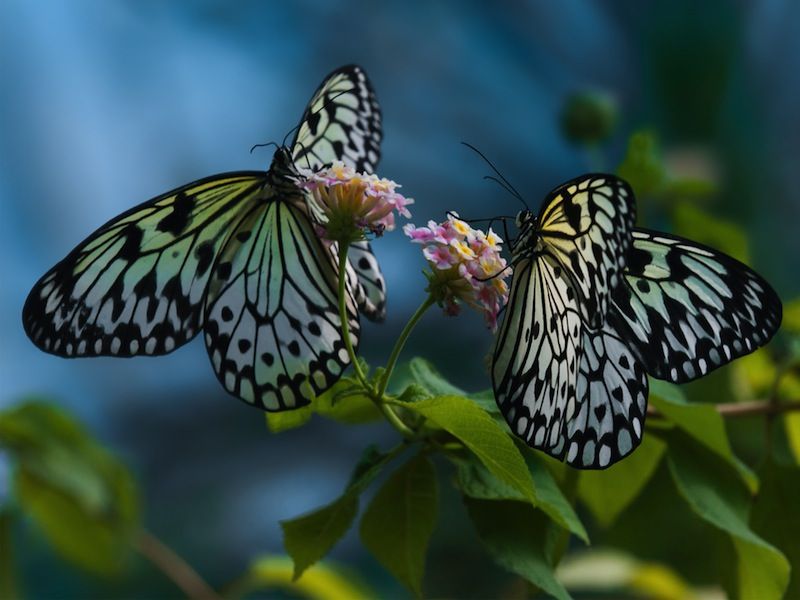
{"left": 298, "top": 162, "right": 413, "bottom": 244}
{"left": 404, "top": 213, "right": 511, "bottom": 330}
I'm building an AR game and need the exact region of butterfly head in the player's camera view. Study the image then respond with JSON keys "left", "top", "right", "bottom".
{"left": 512, "top": 209, "right": 538, "bottom": 255}
{"left": 267, "top": 146, "right": 303, "bottom": 190}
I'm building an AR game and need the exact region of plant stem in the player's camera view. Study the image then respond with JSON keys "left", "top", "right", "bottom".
{"left": 376, "top": 295, "right": 436, "bottom": 400}
{"left": 336, "top": 243, "right": 369, "bottom": 389}
{"left": 134, "top": 529, "right": 220, "bottom": 600}
{"left": 647, "top": 399, "right": 800, "bottom": 420}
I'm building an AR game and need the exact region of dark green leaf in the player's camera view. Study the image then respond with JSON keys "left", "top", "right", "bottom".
{"left": 408, "top": 357, "right": 466, "bottom": 397}
{"left": 281, "top": 494, "right": 359, "bottom": 580}
{"left": 467, "top": 389, "right": 502, "bottom": 417}
{"left": 666, "top": 432, "right": 789, "bottom": 600}
{"left": 578, "top": 434, "right": 665, "bottom": 527}
{"left": 360, "top": 454, "right": 438, "bottom": 597}
{"left": 465, "top": 499, "right": 571, "bottom": 600}
{"left": 649, "top": 379, "right": 757, "bottom": 490}
{"left": 455, "top": 454, "right": 587, "bottom": 542}
{"left": 282, "top": 444, "right": 401, "bottom": 579}
{"left": 751, "top": 460, "right": 800, "bottom": 599}
{"left": 0, "top": 401, "right": 138, "bottom": 576}
{"left": 399, "top": 396, "right": 537, "bottom": 507}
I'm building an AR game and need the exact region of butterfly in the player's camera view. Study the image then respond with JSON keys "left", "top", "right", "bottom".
{"left": 22, "top": 64, "right": 387, "bottom": 411}
{"left": 492, "top": 174, "right": 782, "bottom": 469}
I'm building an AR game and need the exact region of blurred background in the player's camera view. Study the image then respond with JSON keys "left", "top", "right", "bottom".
{"left": 2, "top": 0, "right": 799, "bottom": 597}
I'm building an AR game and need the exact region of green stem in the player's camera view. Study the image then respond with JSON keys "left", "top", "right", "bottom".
{"left": 336, "top": 243, "right": 369, "bottom": 389}
{"left": 376, "top": 295, "right": 436, "bottom": 400}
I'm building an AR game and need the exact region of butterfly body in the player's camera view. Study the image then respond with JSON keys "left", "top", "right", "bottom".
{"left": 493, "top": 174, "right": 781, "bottom": 469}
{"left": 23, "top": 65, "right": 386, "bottom": 411}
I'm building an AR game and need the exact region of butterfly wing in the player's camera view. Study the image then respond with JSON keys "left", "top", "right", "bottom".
{"left": 608, "top": 229, "right": 782, "bottom": 383}
{"left": 203, "top": 192, "right": 360, "bottom": 411}
{"left": 492, "top": 252, "right": 583, "bottom": 460}
{"left": 536, "top": 174, "right": 636, "bottom": 328}
{"left": 346, "top": 240, "right": 387, "bottom": 322}
{"left": 291, "top": 64, "right": 382, "bottom": 175}
{"left": 564, "top": 321, "right": 649, "bottom": 469}
{"left": 290, "top": 64, "right": 387, "bottom": 321}
{"left": 22, "top": 173, "right": 265, "bottom": 357}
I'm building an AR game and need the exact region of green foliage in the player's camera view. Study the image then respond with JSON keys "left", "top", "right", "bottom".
{"left": 397, "top": 395, "right": 538, "bottom": 507}
{"left": 751, "top": 460, "right": 800, "bottom": 598}
{"left": 673, "top": 201, "right": 750, "bottom": 263}
{"left": 650, "top": 379, "right": 757, "bottom": 490}
{"left": 359, "top": 454, "right": 438, "bottom": 597}
{"left": 664, "top": 432, "right": 789, "bottom": 599}
{"left": 465, "top": 498, "right": 571, "bottom": 600}
{"left": 617, "top": 130, "right": 667, "bottom": 199}
{"left": 578, "top": 434, "right": 666, "bottom": 527}
{"left": 0, "top": 400, "right": 138, "bottom": 576}
{"left": 0, "top": 510, "right": 19, "bottom": 599}
{"left": 281, "top": 444, "right": 399, "bottom": 579}
{"left": 230, "top": 555, "right": 375, "bottom": 600}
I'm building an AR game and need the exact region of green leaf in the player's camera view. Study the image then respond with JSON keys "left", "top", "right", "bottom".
{"left": 616, "top": 130, "right": 666, "bottom": 199}
{"left": 467, "top": 389, "right": 502, "bottom": 417}
{"left": 578, "top": 434, "right": 666, "bottom": 527}
{"left": 783, "top": 298, "right": 800, "bottom": 333}
{"left": 396, "top": 383, "right": 432, "bottom": 404}
{"left": 465, "top": 499, "right": 571, "bottom": 600}
{"left": 233, "top": 554, "right": 374, "bottom": 600}
{"left": 282, "top": 494, "right": 359, "bottom": 581}
{"left": 408, "top": 357, "right": 466, "bottom": 397}
{"left": 750, "top": 460, "right": 800, "bottom": 599}
{"left": 398, "top": 396, "right": 537, "bottom": 507}
{"left": 672, "top": 201, "right": 750, "bottom": 264}
{"left": 360, "top": 454, "right": 438, "bottom": 597}
{"left": 0, "top": 401, "right": 138, "bottom": 575}
{"left": 281, "top": 444, "right": 400, "bottom": 579}
{"left": 649, "top": 379, "right": 757, "bottom": 491}
{"left": 454, "top": 453, "right": 587, "bottom": 542}
{"left": 265, "top": 405, "right": 314, "bottom": 433}
{"left": 315, "top": 390, "right": 381, "bottom": 424}
{"left": 665, "top": 432, "right": 789, "bottom": 600}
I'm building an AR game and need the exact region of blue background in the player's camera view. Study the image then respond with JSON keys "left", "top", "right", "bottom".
{"left": 2, "top": 1, "right": 799, "bottom": 596}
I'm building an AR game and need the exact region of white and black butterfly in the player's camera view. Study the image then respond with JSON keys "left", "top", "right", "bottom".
{"left": 23, "top": 65, "right": 387, "bottom": 411}
{"left": 492, "top": 174, "right": 782, "bottom": 469}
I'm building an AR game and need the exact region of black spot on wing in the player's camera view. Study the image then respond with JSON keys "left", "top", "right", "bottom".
{"left": 156, "top": 191, "right": 193, "bottom": 235}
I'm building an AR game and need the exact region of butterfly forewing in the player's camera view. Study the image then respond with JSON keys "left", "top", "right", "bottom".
{"left": 23, "top": 173, "right": 265, "bottom": 357}
{"left": 609, "top": 229, "right": 782, "bottom": 383}
{"left": 536, "top": 175, "right": 635, "bottom": 328}
{"left": 291, "top": 65, "right": 387, "bottom": 321}
{"left": 493, "top": 252, "right": 583, "bottom": 460}
{"left": 203, "top": 193, "right": 360, "bottom": 411}
{"left": 291, "top": 64, "right": 382, "bottom": 175}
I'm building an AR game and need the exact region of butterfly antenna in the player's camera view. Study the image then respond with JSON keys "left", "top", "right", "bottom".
{"left": 461, "top": 142, "right": 530, "bottom": 211}
{"left": 474, "top": 264, "right": 513, "bottom": 283}
{"left": 250, "top": 141, "right": 280, "bottom": 154}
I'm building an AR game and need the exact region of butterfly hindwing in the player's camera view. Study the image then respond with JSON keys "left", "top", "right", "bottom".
{"left": 565, "top": 321, "right": 648, "bottom": 468}
{"left": 609, "top": 229, "right": 782, "bottom": 383}
{"left": 291, "top": 64, "right": 382, "bottom": 175}
{"left": 203, "top": 192, "right": 360, "bottom": 411}
{"left": 536, "top": 174, "right": 636, "bottom": 328}
{"left": 22, "top": 173, "right": 265, "bottom": 357}
{"left": 347, "top": 240, "right": 387, "bottom": 322}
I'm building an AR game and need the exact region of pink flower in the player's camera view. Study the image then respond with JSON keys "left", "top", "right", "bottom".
{"left": 405, "top": 212, "right": 511, "bottom": 330}
{"left": 298, "top": 162, "right": 413, "bottom": 244}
